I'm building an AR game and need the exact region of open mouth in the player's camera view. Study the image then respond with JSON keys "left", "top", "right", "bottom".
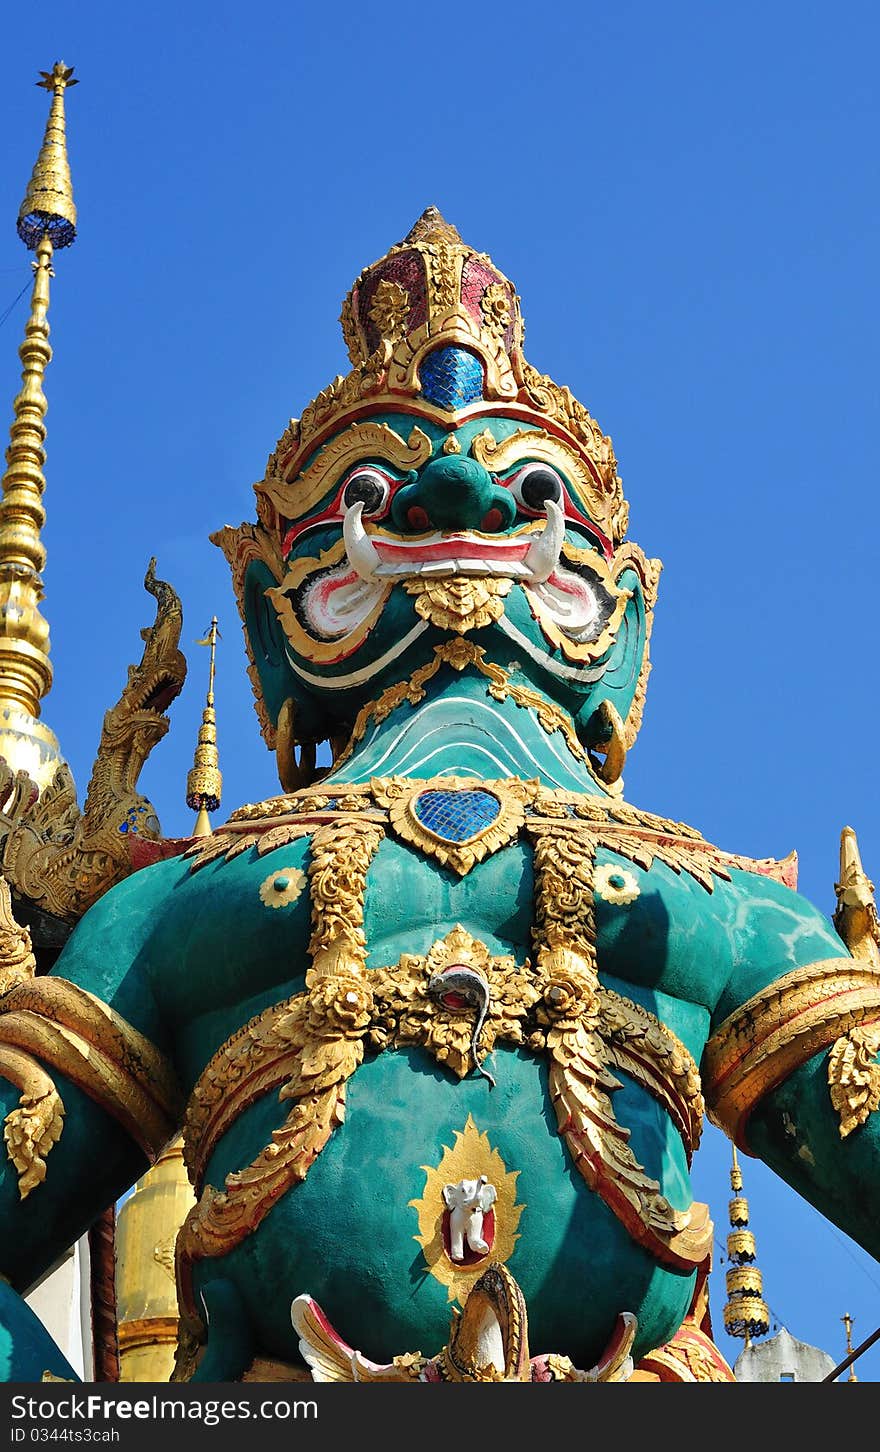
{"left": 343, "top": 499, "right": 565, "bottom": 585}
{"left": 131, "top": 672, "right": 183, "bottom": 717}
{"left": 276, "top": 497, "right": 625, "bottom": 665}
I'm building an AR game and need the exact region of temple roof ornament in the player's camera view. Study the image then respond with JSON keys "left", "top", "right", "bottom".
{"left": 722, "top": 1146, "right": 771, "bottom": 1345}
{"left": 17, "top": 64, "right": 78, "bottom": 250}
{"left": 185, "top": 618, "right": 222, "bottom": 837}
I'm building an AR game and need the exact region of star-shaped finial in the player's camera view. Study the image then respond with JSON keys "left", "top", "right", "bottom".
{"left": 36, "top": 63, "right": 78, "bottom": 92}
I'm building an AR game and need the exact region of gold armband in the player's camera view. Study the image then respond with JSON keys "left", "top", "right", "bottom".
{"left": 0, "top": 976, "right": 182, "bottom": 1198}
{"left": 702, "top": 957, "right": 880, "bottom": 1150}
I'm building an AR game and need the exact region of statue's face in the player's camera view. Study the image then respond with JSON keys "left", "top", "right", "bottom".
{"left": 265, "top": 409, "right": 649, "bottom": 730}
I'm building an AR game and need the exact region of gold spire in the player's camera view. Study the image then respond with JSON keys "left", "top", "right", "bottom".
{"left": 722, "top": 1146, "right": 770, "bottom": 1347}
{"left": 0, "top": 65, "right": 78, "bottom": 791}
{"left": 114, "top": 1137, "right": 196, "bottom": 1382}
{"left": 842, "top": 1313, "right": 858, "bottom": 1382}
{"left": 185, "top": 618, "right": 222, "bottom": 836}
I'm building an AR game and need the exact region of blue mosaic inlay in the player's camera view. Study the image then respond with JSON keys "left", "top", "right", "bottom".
{"left": 413, "top": 788, "right": 501, "bottom": 843}
{"left": 418, "top": 346, "right": 484, "bottom": 410}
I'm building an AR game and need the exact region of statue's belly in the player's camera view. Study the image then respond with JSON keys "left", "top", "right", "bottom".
{"left": 199, "top": 1046, "right": 697, "bottom": 1368}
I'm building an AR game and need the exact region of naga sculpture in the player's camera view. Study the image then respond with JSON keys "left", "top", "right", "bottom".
{"left": 0, "top": 558, "right": 186, "bottom": 923}
{"left": 1, "top": 205, "right": 879, "bottom": 1385}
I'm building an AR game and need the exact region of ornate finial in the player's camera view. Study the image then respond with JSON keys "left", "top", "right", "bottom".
{"left": 0, "top": 66, "right": 80, "bottom": 790}
{"left": 185, "top": 619, "right": 222, "bottom": 837}
{"left": 842, "top": 1313, "right": 858, "bottom": 1382}
{"left": 722, "top": 1146, "right": 770, "bottom": 1347}
{"left": 18, "top": 64, "right": 78, "bottom": 250}
{"left": 401, "top": 206, "right": 463, "bottom": 247}
{"left": 834, "top": 827, "right": 880, "bottom": 968}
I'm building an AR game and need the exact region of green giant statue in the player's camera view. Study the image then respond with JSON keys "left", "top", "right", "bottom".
{"left": 1, "top": 204, "right": 878, "bottom": 1385}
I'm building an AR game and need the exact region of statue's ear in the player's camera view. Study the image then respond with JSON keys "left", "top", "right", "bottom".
{"left": 213, "top": 523, "right": 332, "bottom": 790}
{"left": 243, "top": 559, "right": 327, "bottom": 749}
{"left": 243, "top": 558, "right": 295, "bottom": 736}
{"left": 577, "top": 544, "right": 662, "bottom": 763}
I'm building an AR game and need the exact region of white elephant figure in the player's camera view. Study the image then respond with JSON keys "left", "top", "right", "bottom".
{"left": 442, "top": 1176, "right": 498, "bottom": 1262}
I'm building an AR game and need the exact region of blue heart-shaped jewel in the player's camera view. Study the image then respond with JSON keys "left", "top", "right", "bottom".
{"left": 413, "top": 788, "right": 502, "bottom": 844}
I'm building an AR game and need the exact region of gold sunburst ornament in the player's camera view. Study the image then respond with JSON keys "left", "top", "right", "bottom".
{"left": 409, "top": 1115, "right": 524, "bottom": 1304}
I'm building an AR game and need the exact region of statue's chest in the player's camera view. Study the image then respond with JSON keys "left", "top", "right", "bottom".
{"left": 363, "top": 836, "right": 728, "bottom": 1022}
{"left": 170, "top": 811, "right": 733, "bottom": 1078}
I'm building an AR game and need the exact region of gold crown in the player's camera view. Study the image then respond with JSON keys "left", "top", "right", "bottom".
{"left": 256, "top": 209, "right": 629, "bottom": 546}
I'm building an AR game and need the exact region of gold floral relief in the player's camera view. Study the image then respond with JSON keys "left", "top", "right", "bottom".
{"left": 368, "top": 279, "right": 410, "bottom": 341}
{"left": 828, "top": 1021, "right": 880, "bottom": 1138}
{"left": 369, "top": 925, "right": 540, "bottom": 1076}
{"left": 0, "top": 1044, "right": 64, "bottom": 1199}
{"left": 403, "top": 575, "right": 513, "bottom": 635}
{"left": 480, "top": 283, "right": 512, "bottom": 339}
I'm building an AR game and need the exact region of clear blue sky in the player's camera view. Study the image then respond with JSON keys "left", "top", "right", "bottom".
{"left": 0, "top": 1, "right": 878, "bottom": 1379}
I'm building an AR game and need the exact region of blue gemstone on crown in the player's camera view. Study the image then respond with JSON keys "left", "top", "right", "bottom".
{"left": 413, "top": 788, "right": 501, "bottom": 843}
{"left": 418, "top": 346, "right": 484, "bottom": 410}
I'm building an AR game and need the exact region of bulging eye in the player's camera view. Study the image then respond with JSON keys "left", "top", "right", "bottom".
{"left": 342, "top": 467, "right": 391, "bottom": 516}
{"left": 508, "top": 463, "right": 563, "bottom": 512}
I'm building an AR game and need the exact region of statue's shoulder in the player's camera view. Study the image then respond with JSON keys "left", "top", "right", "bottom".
{"left": 565, "top": 789, "right": 799, "bottom": 894}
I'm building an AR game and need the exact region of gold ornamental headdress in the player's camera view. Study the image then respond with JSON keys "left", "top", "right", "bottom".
{"left": 253, "top": 208, "right": 629, "bottom": 548}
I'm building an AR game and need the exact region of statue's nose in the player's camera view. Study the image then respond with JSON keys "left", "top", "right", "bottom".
{"left": 390, "top": 455, "right": 516, "bottom": 533}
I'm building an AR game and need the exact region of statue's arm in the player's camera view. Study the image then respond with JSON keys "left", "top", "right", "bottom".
{"left": 0, "top": 858, "right": 185, "bottom": 1295}
{"left": 703, "top": 859, "right": 880, "bottom": 1260}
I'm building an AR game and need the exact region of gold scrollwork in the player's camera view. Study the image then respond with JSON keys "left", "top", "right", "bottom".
{"left": 187, "top": 771, "right": 780, "bottom": 905}
{"left": 370, "top": 925, "right": 540, "bottom": 1074}
{"left": 306, "top": 819, "right": 385, "bottom": 980}
{"left": 176, "top": 819, "right": 385, "bottom": 1335}
{"left": 529, "top": 821, "right": 711, "bottom": 1270}
{"left": 471, "top": 428, "right": 610, "bottom": 538}
{"left": 259, "top": 424, "right": 433, "bottom": 523}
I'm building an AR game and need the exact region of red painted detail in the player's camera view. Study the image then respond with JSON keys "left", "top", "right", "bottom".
{"left": 374, "top": 533, "right": 532, "bottom": 564}
{"left": 441, "top": 991, "right": 469, "bottom": 1011}
{"left": 406, "top": 505, "right": 430, "bottom": 531}
{"left": 128, "top": 836, "right": 193, "bottom": 872}
{"left": 310, "top": 566, "right": 359, "bottom": 612}
{"left": 480, "top": 508, "right": 503, "bottom": 532}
